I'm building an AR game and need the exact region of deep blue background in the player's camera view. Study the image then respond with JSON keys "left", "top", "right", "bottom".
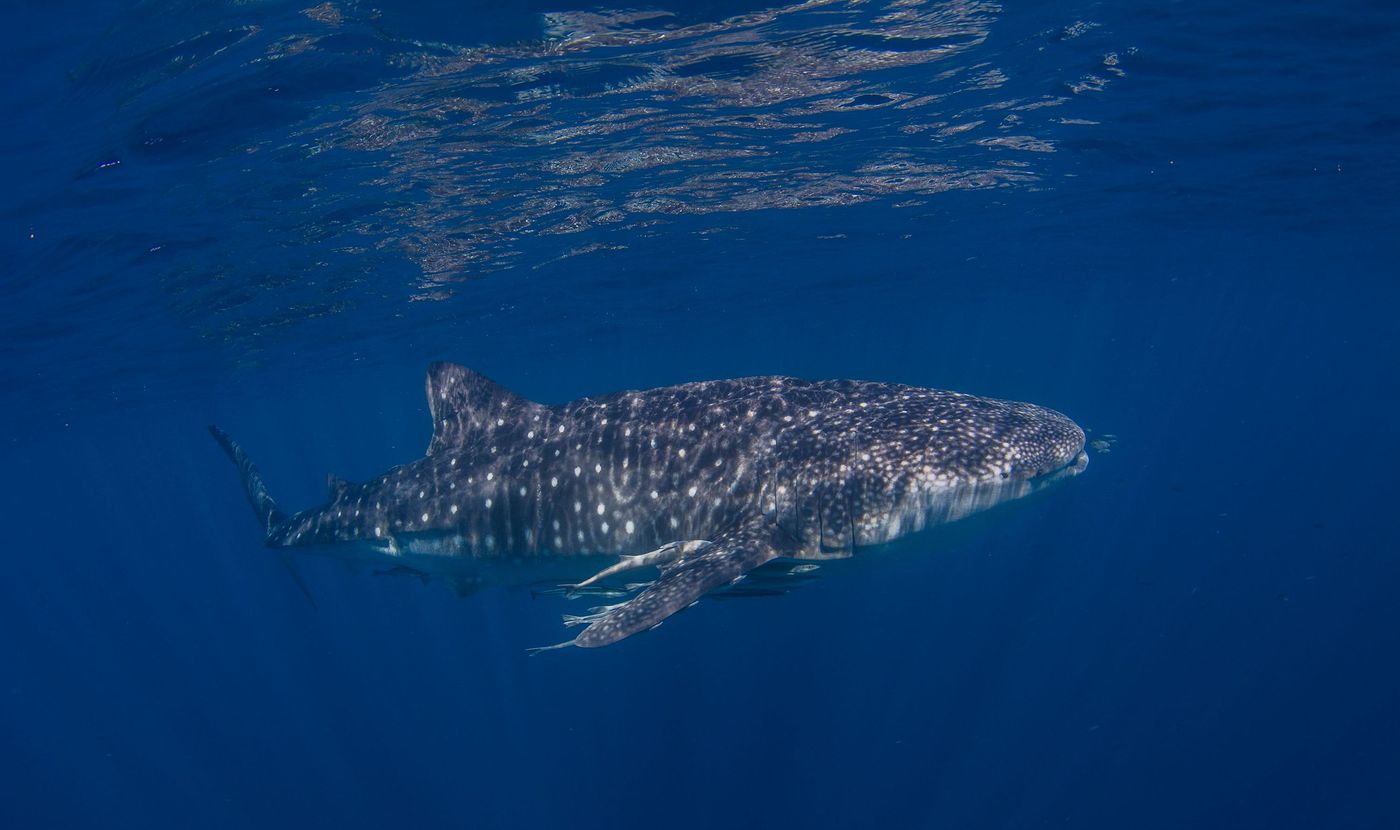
{"left": 3, "top": 1, "right": 1398, "bottom": 827}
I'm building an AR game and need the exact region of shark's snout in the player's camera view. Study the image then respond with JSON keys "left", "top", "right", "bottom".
{"left": 1007, "top": 407, "right": 1087, "bottom": 481}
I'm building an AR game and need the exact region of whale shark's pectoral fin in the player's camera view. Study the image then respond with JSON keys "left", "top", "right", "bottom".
{"left": 569, "top": 525, "right": 785, "bottom": 648}
{"left": 568, "top": 540, "right": 713, "bottom": 595}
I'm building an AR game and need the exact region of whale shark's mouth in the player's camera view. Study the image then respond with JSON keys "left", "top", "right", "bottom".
{"left": 1039, "top": 449, "right": 1089, "bottom": 484}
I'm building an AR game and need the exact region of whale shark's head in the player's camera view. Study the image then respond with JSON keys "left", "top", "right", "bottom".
{"left": 870, "top": 392, "right": 1087, "bottom": 485}
{"left": 996, "top": 403, "right": 1088, "bottom": 483}
{"left": 858, "top": 394, "right": 1087, "bottom": 541}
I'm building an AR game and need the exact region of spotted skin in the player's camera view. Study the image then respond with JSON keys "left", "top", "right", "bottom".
{"left": 212, "top": 362, "right": 1087, "bottom": 648}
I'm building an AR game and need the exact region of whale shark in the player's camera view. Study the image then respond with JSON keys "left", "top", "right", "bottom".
{"left": 211, "top": 363, "right": 1087, "bottom": 650}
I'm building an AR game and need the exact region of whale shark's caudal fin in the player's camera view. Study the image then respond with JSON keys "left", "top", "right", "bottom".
{"left": 208, "top": 425, "right": 287, "bottom": 534}
{"left": 208, "top": 425, "right": 317, "bottom": 608}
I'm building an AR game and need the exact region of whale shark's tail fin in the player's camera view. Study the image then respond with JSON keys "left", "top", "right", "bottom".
{"left": 208, "top": 425, "right": 317, "bottom": 608}
{"left": 208, "top": 425, "right": 288, "bottom": 535}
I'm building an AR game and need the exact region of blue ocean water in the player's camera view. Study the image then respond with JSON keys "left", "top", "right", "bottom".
{"left": 3, "top": 0, "right": 1398, "bottom": 826}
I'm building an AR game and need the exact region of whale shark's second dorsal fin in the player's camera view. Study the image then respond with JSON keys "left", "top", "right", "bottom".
{"left": 424, "top": 362, "right": 540, "bottom": 455}
{"left": 327, "top": 474, "right": 352, "bottom": 499}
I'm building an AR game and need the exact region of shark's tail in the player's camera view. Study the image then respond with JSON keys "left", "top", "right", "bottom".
{"left": 208, "top": 425, "right": 318, "bottom": 608}
{"left": 208, "top": 425, "right": 287, "bottom": 535}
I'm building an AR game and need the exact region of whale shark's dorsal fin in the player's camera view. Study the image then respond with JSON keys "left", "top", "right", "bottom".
{"left": 424, "top": 362, "right": 541, "bottom": 456}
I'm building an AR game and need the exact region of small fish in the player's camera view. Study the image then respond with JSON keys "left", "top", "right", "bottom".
{"left": 531, "top": 584, "right": 633, "bottom": 600}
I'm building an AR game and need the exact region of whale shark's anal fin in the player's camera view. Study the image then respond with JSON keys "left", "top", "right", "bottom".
{"left": 571, "top": 524, "right": 785, "bottom": 648}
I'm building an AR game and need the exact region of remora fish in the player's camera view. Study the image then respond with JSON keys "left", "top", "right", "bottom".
{"left": 211, "top": 363, "right": 1087, "bottom": 650}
